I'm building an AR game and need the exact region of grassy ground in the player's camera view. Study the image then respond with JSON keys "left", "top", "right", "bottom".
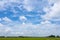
{"left": 0, "top": 37, "right": 60, "bottom": 40}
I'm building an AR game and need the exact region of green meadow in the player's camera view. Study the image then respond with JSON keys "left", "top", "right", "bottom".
{"left": 0, "top": 38, "right": 60, "bottom": 40}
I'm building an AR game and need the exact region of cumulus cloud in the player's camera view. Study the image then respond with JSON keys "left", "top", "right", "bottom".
{"left": 19, "top": 16, "right": 27, "bottom": 21}
{"left": 2, "top": 17, "right": 12, "bottom": 22}
{"left": 42, "top": 0, "right": 60, "bottom": 22}
{"left": 40, "top": 0, "right": 60, "bottom": 36}
{"left": 19, "top": 16, "right": 27, "bottom": 24}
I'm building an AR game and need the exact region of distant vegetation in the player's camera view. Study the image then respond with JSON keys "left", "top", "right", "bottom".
{"left": 48, "top": 35, "right": 60, "bottom": 38}
{"left": 0, "top": 35, "right": 60, "bottom": 38}
{"left": 0, "top": 37, "right": 60, "bottom": 40}
{"left": 0, "top": 35, "right": 60, "bottom": 40}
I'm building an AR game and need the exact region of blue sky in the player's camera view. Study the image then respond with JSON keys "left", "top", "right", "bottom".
{"left": 0, "top": 0, "right": 60, "bottom": 37}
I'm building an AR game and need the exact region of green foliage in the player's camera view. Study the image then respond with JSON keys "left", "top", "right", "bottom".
{"left": 0, "top": 36, "right": 5, "bottom": 38}
{"left": 0, "top": 38, "right": 60, "bottom": 40}
{"left": 48, "top": 35, "right": 56, "bottom": 37}
{"left": 48, "top": 35, "right": 60, "bottom": 38}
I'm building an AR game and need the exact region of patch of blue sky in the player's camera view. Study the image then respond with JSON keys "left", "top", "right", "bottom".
{"left": 50, "top": 20, "right": 60, "bottom": 25}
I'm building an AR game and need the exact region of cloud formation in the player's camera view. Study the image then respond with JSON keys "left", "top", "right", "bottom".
{"left": 0, "top": 0, "right": 60, "bottom": 37}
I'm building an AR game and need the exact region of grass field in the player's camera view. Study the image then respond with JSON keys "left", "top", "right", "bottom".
{"left": 0, "top": 38, "right": 60, "bottom": 40}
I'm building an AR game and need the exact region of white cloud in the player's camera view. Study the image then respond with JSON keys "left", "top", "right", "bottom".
{"left": 0, "top": 23, "right": 4, "bottom": 27}
{"left": 2, "top": 17, "right": 12, "bottom": 22}
{"left": 42, "top": 0, "right": 60, "bottom": 21}
{"left": 5, "top": 27, "right": 12, "bottom": 32}
{"left": 17, "top": 22, "right": 59, "bottom": 36}
{"left": 40, "top": 20, "right": 51, "bottom": 24}
{"left": 0, "top": 0, "right": 60, "bottom": 36}
{"left": 0, "top": 0, "right": 7, "bottom": 11}
{"left": 0, "top": 0, "right": 49, "bottom": 12}
{"left": 0, "top": 21, "right": 59, "bottom": 36}
{"left": 19, "top": 16, "right": 27, "bottom": 21}
{"left": 11, "top": 32, "right": 24, "bottom": 35}
{"left": 23, "top": 5, "right": 34, "bottom": 11}
{"left": 0, "top": 0, "right": 23, "bottom": 11}
{"left": 23, "top": 0, "right": 34, "bottom": 11}
{"left": 23, "top": 0, "right": 48, "bottom": 11}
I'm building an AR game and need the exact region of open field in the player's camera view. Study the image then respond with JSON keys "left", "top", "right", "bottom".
{"left": 0, "top": 38, "right": 60, "bottom": 40}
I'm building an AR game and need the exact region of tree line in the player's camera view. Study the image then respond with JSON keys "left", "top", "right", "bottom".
{"left": 0, "top": 35, "right": 60, "bottom": 38}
